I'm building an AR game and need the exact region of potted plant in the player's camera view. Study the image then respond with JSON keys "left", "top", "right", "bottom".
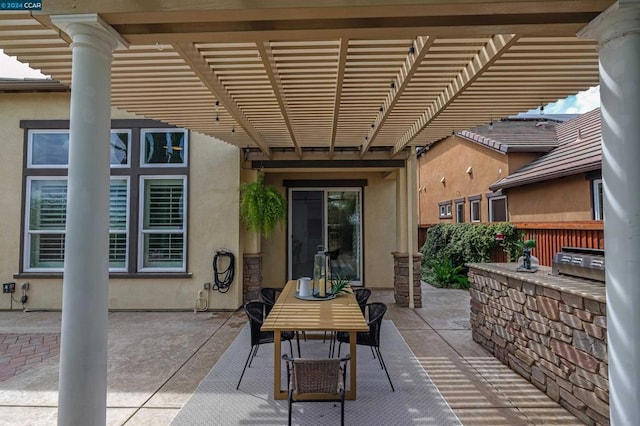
{"left": 516, "top": 239, "right": 538, "bottom": 272}
{"left": 239, "top": 171, "right": 286, "bottom": 237}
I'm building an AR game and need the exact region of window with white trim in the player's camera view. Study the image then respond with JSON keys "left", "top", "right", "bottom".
{"left": 21, "top": 122, "right": 188, "bottom": 274}
{"left": 470, "top": 199, "right": 481, "bottom": 222}
{"left": 489, "top": 196, "right": 508, "bottom": 222}
{"left": 139, "top": 176, "right": 186, "bottom": 271}
{"left": 439, "top": 201, "right": 452, "bottom": 219}
{"left": 592, "top": 178, "right": 603, "bottom": 220}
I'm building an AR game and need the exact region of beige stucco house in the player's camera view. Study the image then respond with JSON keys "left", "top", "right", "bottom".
{"left": 1, "top": 82, "right": 399, "bottom": 311}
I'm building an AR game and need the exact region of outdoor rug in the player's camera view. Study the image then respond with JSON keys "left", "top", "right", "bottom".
{"left": 171, "top": 320, "right": 461, "bottom": 425}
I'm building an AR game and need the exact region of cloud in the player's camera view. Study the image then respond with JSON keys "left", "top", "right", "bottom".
{"left": 0, "top": 50, "right": 47, "bottom": 79}
{"left": 538, "top": 86, "right": 600, "bottom": 115}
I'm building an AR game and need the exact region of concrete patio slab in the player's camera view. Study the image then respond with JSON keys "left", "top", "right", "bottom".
{"left": 0, "top": 282, "right": 583, "bottom": 425}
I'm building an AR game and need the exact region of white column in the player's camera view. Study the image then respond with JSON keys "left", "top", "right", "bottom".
{"left": 396, "top": 168, "right": 407, "bottom": 251}
{"left": 50, "top": 14, "right": 127, "bottom": 426}
{"left": 579, "top": 2, "right": 640, "bottom": 424}
{"left": 406, "top": 151, "right": 418, "bottom": 309}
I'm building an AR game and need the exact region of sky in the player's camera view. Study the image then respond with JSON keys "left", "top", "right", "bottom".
{"left": 1, "top": 49, "right": 601, "bottom": 114}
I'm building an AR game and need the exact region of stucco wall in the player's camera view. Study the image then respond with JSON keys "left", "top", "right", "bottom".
{"left": 1, "top": 93, "right": 242, "bottom": 311}
{"left": 418, "top": 136, "right": 508, "bottom": 224}
{"left": 507, "top": 174, "right": 593, "bottom": 222}
{"left": 418, "top": 135, "right": 541, "bottom": 224}
{"left": 260, "top": 171, "right": 396, "bottom": 289}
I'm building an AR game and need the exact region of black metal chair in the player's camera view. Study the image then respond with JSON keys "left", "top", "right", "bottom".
{"left": 237, "top": 301, "right": 298, "bottom": 390}
{"left": 328, "top": 288, "right": 371, "bottom": 357}
{"left": 260, "top": 287, "right": 281, "bottom": 316}
{"left": 283, "top": 353, "right": 351, "bottom": 426}
{"left": 261, "top": 287, "right": 305, "bottom": 346}
{"left": 353, "top": 288, "right": 371, "bottom": 313}
{"left": 336, "top": 302, "right": 394, "bottom": 391}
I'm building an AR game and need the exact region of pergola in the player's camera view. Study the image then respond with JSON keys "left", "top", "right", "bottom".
{"left": 0, "top": 1, "right": 609, "bottom": 158}
{"left": 1, "top": 1, "right": 639, "bottom": 425}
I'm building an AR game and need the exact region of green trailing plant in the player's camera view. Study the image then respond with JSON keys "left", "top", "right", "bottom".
{"left": 239, "top": 172, "right": 287, "bottom": 237}
{"left": 428, "top": 258, "right": 469, "bottom": 289}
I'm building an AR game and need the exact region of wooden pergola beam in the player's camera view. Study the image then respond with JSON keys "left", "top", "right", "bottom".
{"left": 173, "top": 42, "right": 271, "bottom": 157}
{"left": 329, "top": 37, "right": 348, "bottom": 159}
{"left": 257, "top": 40, "right": 302, "bottom": 159}
{"left": 360, "top": 35, "right": 435, "bottom": 157}
{"left": 393, "top": 34, "right": 519, "bottom": 155}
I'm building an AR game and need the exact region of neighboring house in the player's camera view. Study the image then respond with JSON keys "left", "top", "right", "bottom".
{"left": 417, "top": 109, "right": 602, "bottom": 226}
{"left": 1, "top": 80, "right": 401, "bottom": 311}
{"left": 490, "top": 108, "right": 602, "bottom": 222}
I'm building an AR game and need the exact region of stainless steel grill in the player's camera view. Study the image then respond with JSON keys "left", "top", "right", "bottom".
{"left": 551, "top": 247, "right": 605, "bottom": 283}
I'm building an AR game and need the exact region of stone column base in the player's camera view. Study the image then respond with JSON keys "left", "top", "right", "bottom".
{"left": 392, "top": 252, "right": 423, "bottom": 308}
{"left": 243, "top": 253, "right": 262, "bottom": 304}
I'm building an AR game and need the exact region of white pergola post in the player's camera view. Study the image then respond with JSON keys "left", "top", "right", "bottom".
{"left": 579, "top": 2, "right": 640, "bottom": 424}
{"left": 50, "top": 14, "right": 127, "bottom": 426}
{"left": 406, "top": 151, "right": 418, "bottom": 309}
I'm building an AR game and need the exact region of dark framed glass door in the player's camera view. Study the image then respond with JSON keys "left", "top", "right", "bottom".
{"left": 289, "top": 188, "right": 362, "bottom": 285}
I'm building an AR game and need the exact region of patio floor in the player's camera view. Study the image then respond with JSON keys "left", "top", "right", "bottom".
{"left": 0, "top": 283, "right": 583, "bottom": 425}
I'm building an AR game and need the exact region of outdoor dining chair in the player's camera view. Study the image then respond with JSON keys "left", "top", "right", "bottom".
{"left": 328, "top": 287, "right": 371, "bottom": 357}
{"left": 261, "top": 287, "right": 306, "bottom": 344}
{"left": 237, "top": 301, "right": 298, "bottom": 390}
{"left": 282, "top": 353, "right": 351, "bottom": 426}
{"left": 336, "top": 302, "right": 394, "bottom": 391}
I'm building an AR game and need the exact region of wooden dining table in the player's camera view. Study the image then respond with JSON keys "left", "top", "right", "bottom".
{"left": 261, "top": 280, "right": 369, "bottom": 400}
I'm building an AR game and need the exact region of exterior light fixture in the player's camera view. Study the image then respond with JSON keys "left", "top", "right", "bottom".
{"left": 440, "top": 176, "right": 446, "bottom": 184}
{"left": 466, "top": 166, "right": 473, "bottom": 174}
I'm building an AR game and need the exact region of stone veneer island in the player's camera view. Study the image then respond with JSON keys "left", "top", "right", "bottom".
{"left": 468, "top": 263, "right": 608, "bottom": 426}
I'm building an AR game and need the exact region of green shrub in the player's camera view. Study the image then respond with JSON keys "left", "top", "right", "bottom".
{"left": 420, "top": 223, "right": 523, "bottom": 284}
{"left": 427, "top": 258, "right": 469, "bottom": 289}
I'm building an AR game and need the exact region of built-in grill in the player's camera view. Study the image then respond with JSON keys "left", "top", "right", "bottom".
{"left": 551, "top": 247, "right": 605, "bottom": 284}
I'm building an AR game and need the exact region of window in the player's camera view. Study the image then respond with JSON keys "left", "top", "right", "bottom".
{"left": 439, "top": 201, "right": 452, "bottom": 219}
{"left": 470, "top": 199, "right": 481, "bottom": 222}
{"left": 455, "top": 201, "right": 465, "bottom": 223}
{"left": 592, "top": 178, "right": 603, "bottom": 220}
{"left": 139, "top": 177, "right": 186, "bottom": 271}
{"left": 22, "top": 123, "right": 188, "bottom": 274}
{"left": 489, "top": 196, "right": 508, "bottom": 222}
{"left": 141, "top": 129, "right": 187, "bottom": 166}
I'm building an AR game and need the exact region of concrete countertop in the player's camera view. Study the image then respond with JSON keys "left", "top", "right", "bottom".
{"left": 467, "top": 262, "right": 606, "bottom": 304}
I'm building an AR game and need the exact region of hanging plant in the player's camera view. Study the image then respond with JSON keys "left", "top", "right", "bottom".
{"left": 239, "top": 172, "right": 287, "bottom": 237}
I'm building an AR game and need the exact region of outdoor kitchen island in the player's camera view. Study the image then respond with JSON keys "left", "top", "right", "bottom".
{"left": 467, "top": 263, "right": 609, "bottom": 426}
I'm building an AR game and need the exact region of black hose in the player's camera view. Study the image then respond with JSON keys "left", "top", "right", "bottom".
{"left": 213, "top": 250, "right": 235, "bottom": 293}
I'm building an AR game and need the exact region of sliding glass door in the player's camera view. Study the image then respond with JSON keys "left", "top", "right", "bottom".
{"left": 289, "top": 188, "right": 362, "bottom": 285}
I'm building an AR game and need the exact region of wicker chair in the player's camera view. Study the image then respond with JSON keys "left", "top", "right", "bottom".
{"left": 237, "top": 301, "right": 297, "bottom": 390}
{"left": 282, "top": 354, "right": 351, "bottom": 426}
{"left": 336, "top": 302, "right": 394, "bottom": 391}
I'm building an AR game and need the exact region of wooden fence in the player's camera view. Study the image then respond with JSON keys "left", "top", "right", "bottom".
{"left": 418, "top": 221, "right": 604, "bottom": 267}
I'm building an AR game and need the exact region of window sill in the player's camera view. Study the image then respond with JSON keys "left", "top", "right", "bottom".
{"left": 13, "top": 272, "right": 193, "bottom": 279}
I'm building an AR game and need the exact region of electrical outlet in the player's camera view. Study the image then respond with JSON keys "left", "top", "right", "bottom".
{"left": 21, "top": 282, "right": 29, "bottom": 291}
{"left": 203, "top": 282, "right": 211, "bottom": 290}
{"left": 3, "top": 282, "right": 16, "bottom": 294}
